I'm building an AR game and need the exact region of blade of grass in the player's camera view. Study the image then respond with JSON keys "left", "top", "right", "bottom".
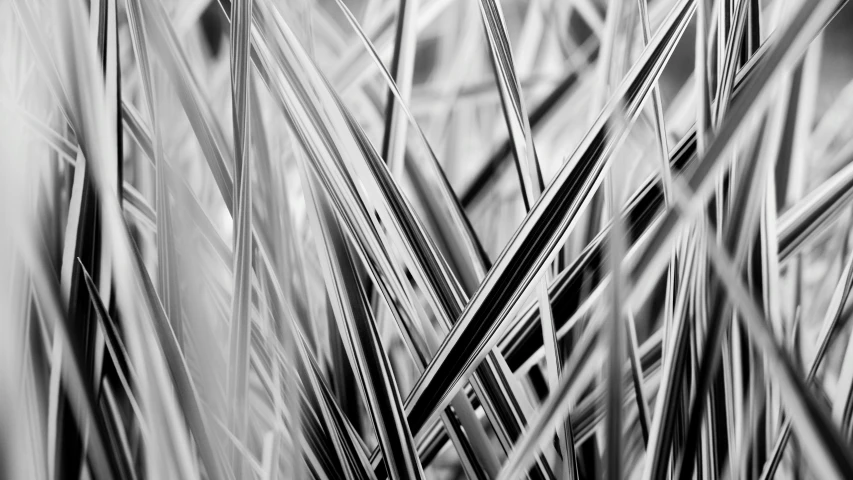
{"left": 226, "top": 0, "right": 254, "bottom": 472}
{"left": 403, "top": 0, "right": 695, "bottom": 437}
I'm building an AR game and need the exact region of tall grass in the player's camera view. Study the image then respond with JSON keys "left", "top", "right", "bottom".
{"left": 3, "top": 0, "right": 853, "bottom": 478}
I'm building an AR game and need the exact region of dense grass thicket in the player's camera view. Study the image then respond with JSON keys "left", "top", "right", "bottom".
{"left": 4, "top": 0, "right": 853, "bottom": 478}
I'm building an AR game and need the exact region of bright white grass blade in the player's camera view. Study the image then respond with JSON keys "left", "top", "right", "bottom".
{"left": 102, "top": 0, "right": 121, "bottom": 198}
{"left": 380, "top": 0, "right": 418, "bottom": 177}
{"left": 779, "top": 37, "right": 822, "bottom": 210}
{"left": 226, "top": 0, "right": 255, "bottom": 469}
